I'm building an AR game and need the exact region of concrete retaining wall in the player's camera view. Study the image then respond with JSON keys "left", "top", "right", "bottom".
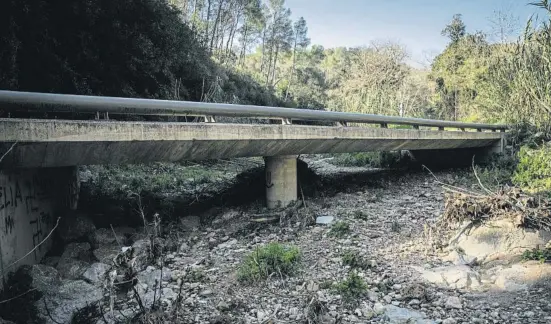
{"left": 0, "top": 167, "right": 78, "bottom": 284}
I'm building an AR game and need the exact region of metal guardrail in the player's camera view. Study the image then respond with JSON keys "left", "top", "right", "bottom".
{"left": 0, "top": 90, "right": 508, "bottom": 131}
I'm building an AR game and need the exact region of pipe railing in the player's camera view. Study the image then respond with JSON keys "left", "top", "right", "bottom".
{"left": 0, "top": 90, "right": 508, "bottom": 131}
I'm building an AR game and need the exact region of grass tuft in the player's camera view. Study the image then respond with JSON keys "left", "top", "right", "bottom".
{"left": 237, "top": 243, "right": 300, "bottom": 282}
{"left": 329, "top": 221, "right": 351, "bottom": 238}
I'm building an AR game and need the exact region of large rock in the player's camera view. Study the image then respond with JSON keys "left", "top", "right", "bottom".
{"left": 88, "top": 227, "right": 137, "bottom": 248}
{"left": 58, "top": 212, "right": 96, "bottom": 243}
{"left": 493, "top": 261, "right": 551, "bottom": 292}
{"left": 93, "top": 244, "right": 121, "bottom": 265}
{"left": 449, "top": 219, "right": 551, "bottom": 264}
{"left": 56, "top": 259, "right": 90, "bottom": 280}
{"left": 25, "top": 264, "right": 62, "bottom": 292}
{"left": 382, "top": 305, "right": 435, "bottom": 324}
{"left": 82, "top": 263, "right": 110, "bottom": 285}
{"left": 413, "top": 265, "right": 481, "bottom": 290}
{"left": 60, "top": 242, "right": 93, "bottom": 261}
{"left": 135, "top": 268, "right": 174, "bottom": 308}
{"left": 36, "top": 280, "right": 103, "bottom": 324}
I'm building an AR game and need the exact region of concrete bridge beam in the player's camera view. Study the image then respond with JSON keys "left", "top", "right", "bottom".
{"left": 264, "top": 156, "right": 297, "bottom": 209}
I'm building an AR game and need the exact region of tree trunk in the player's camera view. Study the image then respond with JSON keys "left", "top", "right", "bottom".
{"left": 205, "top": 0, "right": 212, "bottom": 48}
{"left": 209, "top": 0, "right": 223, "bottom": 53}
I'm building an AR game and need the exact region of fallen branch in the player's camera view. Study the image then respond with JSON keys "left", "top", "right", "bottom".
{"left": 0, "top": 142, "right": 17, "bottom": 163}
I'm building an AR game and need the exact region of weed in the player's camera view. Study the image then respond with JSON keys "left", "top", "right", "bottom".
{"left": 341, "top": 250, "right": 370, "bottom": 270}
{"left": 329, "top": 221, "right": 351, "bottom": 238}
{"left": 353, "top": 210, "right": 368, "bottom": 221}
{"left": 522, "top": 246, "right": 551, "bottom": 263}
{"left": 332, "top": 271, "right": 368, "bottom": 302}
{"left": 391, "top": 220, "right": 401, "bottom": 233}
{"left": 237, "top": 243, "right": 300, "bottom": 282}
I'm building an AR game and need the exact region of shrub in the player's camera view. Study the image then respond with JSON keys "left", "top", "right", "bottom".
{"left": 341, "top": 250, "right": 370, "bottom": 270}
{"left": 513, "top": 144, "right": 551, "bottom": 194}
{"left": 475, "top": 153, "right": 517, "bottom": 189}
{"left": 522, "top": 247, "right": 551, "bottom": 263}
{"left": 332, "top": 271, "right": 368, "bottom": 302}
{"left": 329, "top": 221, "right": 350, "bottom": 238}
{"left": 237, "top": 243, "right": 300, "bottom": 282}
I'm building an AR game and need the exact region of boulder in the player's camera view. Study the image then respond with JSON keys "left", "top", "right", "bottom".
{"left": 82, "top": 263, "right": 110, "bottom": 285}
{"left": 93, "top": 244, "right": 121, "bottom": 265}
{"left": 449, "top": 219, "right": 551, "bottom": 264}
{"left": 35, "top": 280, "right": 103, "bottom": 324}
{"left": 60, "top": 242, "right": 93, "bottom": 261}
{"left": 56, "top": 259, "right": 90, "bottom": 280}
{"left": 57, "top": 212, "right": 96, "bottom": 243}
{"left": 88, "top": 227, "right": 137, "bottom": 248}
{"left": 134, "top": 269, "right": 174, "bottom": 308}
{"left": 382, "top": 305, "right": 435, "bottom": 324}
{"left": 413, "top": 265, "right": 481, "bottom": 290}
{"left": 25, "top": 264, "right": 62, "bottom": 292}
{"left": 130, "top": 239, "right": 152, "bottom": 271}
{"left": 493, "top": 261, "right": 551, "bottom": 292}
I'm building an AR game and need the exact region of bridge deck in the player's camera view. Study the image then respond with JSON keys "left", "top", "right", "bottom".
{"left": 0, "top": 118, "right": 504, "bottom": 168}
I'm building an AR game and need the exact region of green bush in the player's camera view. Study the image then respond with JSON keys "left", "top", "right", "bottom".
{"left": 237, "top": 243, "right": 300, "bottom": 282}
{"left": 522, "top": 247, "right": 551, "bottom": 263}
{"left": 475, "top": 153, "right": 517, "bottom": 189}
{"left": 513, "top": 144, "right": 551, "bottom": 194}
{"left": 332, "top": 271, "right": 368, "bottom": 302}
{"left": 341, "top": 251, "right": 371, "bottom": 270}
{"left": 329, "top": 221, "right": 351, "bottom": 238}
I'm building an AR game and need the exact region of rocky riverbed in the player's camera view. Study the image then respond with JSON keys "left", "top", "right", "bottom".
{"left": 1, "top": 158, "right": 550, "bottom": 324}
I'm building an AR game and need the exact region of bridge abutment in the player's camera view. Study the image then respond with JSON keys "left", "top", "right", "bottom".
{"left": 264, "top": 156, "right": 297, "bottom": 209}
{"left": 0, "top": 167, "right": 79, "bottom": 282}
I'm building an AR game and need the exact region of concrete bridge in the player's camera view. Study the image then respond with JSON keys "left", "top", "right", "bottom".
{"left": 0, "top": 90, "right": 507, "bottom": 278}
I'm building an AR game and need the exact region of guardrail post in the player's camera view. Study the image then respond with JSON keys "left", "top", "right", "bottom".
{"left": 413, "top": 125, "right": 419, "bottom": 130}
{"left": 380, "top": 123, "right": 388, "bottom": 128}
{"left": 438, "top": 126, "right": 444, "bottom": 131}
{"left": 477, "top": 128, "right": 482, "bottom": 132}
{"left": 203, "top": 115, "right": 216, "bottom": 123}
{"left": 281, "top": 118, "right": 292, "bottom": 125}
{"left": 336, "top": 121, "right": 348, "bottom": 127}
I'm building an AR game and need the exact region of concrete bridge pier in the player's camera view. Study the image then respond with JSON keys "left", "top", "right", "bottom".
{"left": 264, "top": 156, "right": 297, "bottom": 209}
{"left": 0, "top": 166, "right": 79, "bottom": 283}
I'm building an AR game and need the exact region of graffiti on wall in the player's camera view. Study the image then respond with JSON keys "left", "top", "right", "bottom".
{"left": 0, "top": 172, "right": 55, "bottom": 263}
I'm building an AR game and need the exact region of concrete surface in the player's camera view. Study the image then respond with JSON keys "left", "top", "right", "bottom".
{"left": 0, "top": 167, "right": 78, "bottom": 284}
{"left": 0, "top": 119, "right": 505, "bottom": 168}
{"left": 265, "top": 156, "right": 297, "bottom": 209}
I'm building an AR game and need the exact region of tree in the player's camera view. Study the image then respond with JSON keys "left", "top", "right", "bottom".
{"left": 441, "top": 14, "right": 466, "bottom": 44}
{"left": 285, "top": 17, "right": 310, "bottom": 100}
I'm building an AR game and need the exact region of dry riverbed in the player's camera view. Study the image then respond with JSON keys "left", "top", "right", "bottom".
{"left": 2, "top": 157, "right": 550, "bottom": 324}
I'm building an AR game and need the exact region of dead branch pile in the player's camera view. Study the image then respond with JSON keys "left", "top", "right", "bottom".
{"left": 440, "top": 187, "right": 551, "bottom": 231}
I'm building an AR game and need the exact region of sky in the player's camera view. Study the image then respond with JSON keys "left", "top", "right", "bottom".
{"left": 285, "top": 0, "right": 543, "bottom": 68}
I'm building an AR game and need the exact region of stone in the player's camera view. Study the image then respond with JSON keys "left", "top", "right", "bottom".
{"left": 56, "top": 259, "right": 90, "bottom": 280}
{"left": 93, "top": 244, "right": 120, "bottom": 265}
{"left": 316, "top": 216, "right": 334, "bottom": 225}
{"left": 367, "top": 290, "right": 378, "bottom": 302}
{"left": 35, "top": 280, "right": 103, "bottom": 324}
{"left": 217, "top": 301, "right": 230, "bottom": 312}
{"left": 57, "top": 212, "right": 96, "bottom": 243}
{"left": 82, "top": 262, "right": 110, "bottom": 285}
{"left": 87, "top": 227, "right": 135, "bottom": 248}
{"left": 0, "top": 318, "right": 15, "bottom": 324}
{"left": 60, "top": 242, "right": 93, "bottom": 261}
{"left": 445, "top": 296, "right": 462, "bottom": 310}
{"left": 129, "top": 239, "right": 151, "bottom": 271}
{"left": 181, "top": 216, "right": 201, "bottom": 231}
{"left": 413, "top": 265, "right": 481, "bottom": 290}
{"left": 449, "top": 219, "right": 551, "bottom": 264}
{"left": 494, "top": 261, "right": 551, "bottom": 292}
{"left": 373, "top": 303, "right": 385, "bottom": 315}
{"left": 383, "top": 305, "right": 435, "bottom": 323}
{"left": 23, "top": 264, "right": 62, "bottom": 292}
{"left": 442, "top": 318, "right": 457, "bottom": 324}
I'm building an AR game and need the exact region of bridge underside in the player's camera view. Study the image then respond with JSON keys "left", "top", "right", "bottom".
{"left": 0, "top": 119, "right": 504, "bottom": 168}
